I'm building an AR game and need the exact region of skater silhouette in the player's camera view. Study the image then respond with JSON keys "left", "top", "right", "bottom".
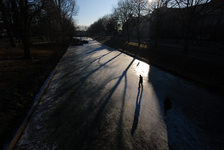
{"left": 164, "top": 96, "right": 172, "bottom": 115}
{"left": 138, "top": 75, "right": 143, "bottom": 89}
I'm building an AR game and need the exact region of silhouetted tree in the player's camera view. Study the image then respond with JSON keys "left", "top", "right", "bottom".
{"left": 107, "top": 14, "right": 119, "bottom": 37}
{"left": 11, "top": 0, "right": 45, "bottom": 59}
{"left": 174, "top": 0, "right": 223, "bottom": 53}
{"left": 131, "top": 0, "right": 148, "bottom": 46}
{"left": 114, "top": 0, "right": 134, "bottom": 42}
{"left": 88, "top": 18, "right": 105, "bottom": 36}
{"left": 0, "top": 0, "right": 78, "bottom": 59}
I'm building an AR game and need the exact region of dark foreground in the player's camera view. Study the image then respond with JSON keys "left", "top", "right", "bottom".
{"left": 0, "top": 41, "right": 70, "bottom": 149}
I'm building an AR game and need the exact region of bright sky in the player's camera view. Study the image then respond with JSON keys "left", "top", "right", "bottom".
{"left": 74, "top": 0, "right": 118, "bottom": 27}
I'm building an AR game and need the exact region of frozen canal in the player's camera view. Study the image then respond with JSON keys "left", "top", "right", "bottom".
{"left": 15, "top": 38, "right": 224, "bottom": 149}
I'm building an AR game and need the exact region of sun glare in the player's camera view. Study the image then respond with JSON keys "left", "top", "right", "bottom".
{"left": 134, "top": 61, "right": 150, "bottom": 77}
{"left": 148, "top": 0, "right": 156, "bottom": 4}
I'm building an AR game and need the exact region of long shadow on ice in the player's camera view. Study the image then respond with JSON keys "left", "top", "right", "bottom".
{"left": 47, "top": 50, "right": 122, "bottom": 102}
{"left": 131, "top": 88, "right": 143, "bottom": 136}
{"left": 37, "top": 45, "right": 135, "bottom": 149}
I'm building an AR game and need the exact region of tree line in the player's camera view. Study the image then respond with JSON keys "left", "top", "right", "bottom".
{"left": 0, "top": 0, "right": 79, "bottom": 59}
{"left": 88, "top": 0, "right": 224, "bottom": 53}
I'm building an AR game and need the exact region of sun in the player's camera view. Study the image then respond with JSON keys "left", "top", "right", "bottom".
{"left": 148, "top": 0, "right": 157, "bottom": 4}
{"left": 148, "top": 0, "right": 154, "bottom": 5}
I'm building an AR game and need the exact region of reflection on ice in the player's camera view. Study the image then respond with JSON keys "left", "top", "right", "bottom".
{"left": 134, "top": 61, "right": 150, "bottom": 77}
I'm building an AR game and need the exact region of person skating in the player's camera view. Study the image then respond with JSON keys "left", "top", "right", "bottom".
{"left": 164, "top": 96, "right": 172, "bottom": 115}
{"left": 138, "top": 75, "right": 143, "bottom": 89}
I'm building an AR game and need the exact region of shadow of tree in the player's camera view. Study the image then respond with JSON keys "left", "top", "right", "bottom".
{"left": 37, "top": 42, "right": 136, "bottom": 149}
{"left": 46, "top": 50, "right": 122, "bottom": 102}
{"left": 131, "top": 88, "right": 143, "bottom": 136}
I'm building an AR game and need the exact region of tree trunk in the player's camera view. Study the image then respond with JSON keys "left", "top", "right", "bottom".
{"left": 122, "top": 27, "right": 125, "bottom": 41}
{"left": 21, "top": 35, "right": 32, "bottom": 59}
{"left": 5, "top": 21, "right": 15, "bottom": 47}
{"left": 154, "top": 23, "right": 159, "bottom": 48}
{"left": 127, "top": 23, "right": 130, "bottom": 43}
{"left": 154, "top": 9, "right": 160, "bottom": 48}
{"left": 138, "top": 32, "right": 140, "bottom": 46}
{"left": 184, "top": 33, "right": 189, "bottom": 53}
{"left": 137, "top": 17, "right": 141, "bottom": 47}
{"left": 22, "top": 0, "right": 32, "bottom": 59}
{"left": 184, "top": 24, "right": 191, "bottom": 53}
